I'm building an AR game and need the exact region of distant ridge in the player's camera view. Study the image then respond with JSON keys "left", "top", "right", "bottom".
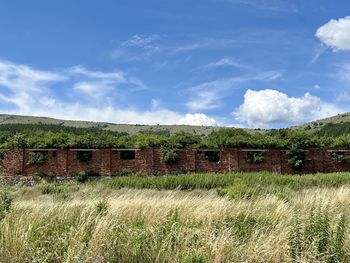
{"left": 0, "top": 114, "right": 223, "bottom": 135}
{"left": 295, "top": 112, "right": 350, "bottom": 130}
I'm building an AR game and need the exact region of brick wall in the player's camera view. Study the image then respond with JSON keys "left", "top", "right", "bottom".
{"left": 1, "top": 148, "right": 350, "bottom": 177}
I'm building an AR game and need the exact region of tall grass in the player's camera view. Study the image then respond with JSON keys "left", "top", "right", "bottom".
{"left": 2, "top": 173, "right": 350, "bottom": 262}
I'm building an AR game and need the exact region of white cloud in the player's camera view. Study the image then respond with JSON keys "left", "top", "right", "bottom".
{"left": 0, "top": 59, "right": 217, "bottom": 126}
{"left": 122, "top": 34, "right": 159, "bottom": 50}
{"left": 186, "top": 70, "right": 283, "bottom": 111}
{"left": 234, "top": 89, "right": 343, "bottom": 127}
{"left": 316, "top": 16, "right": 350, "bottom": 51}
{"left": 177, "top": 113, "right": 217, "bottom": 126}
{"left": 205, "top": 58, "right": 253, "bottom": 71}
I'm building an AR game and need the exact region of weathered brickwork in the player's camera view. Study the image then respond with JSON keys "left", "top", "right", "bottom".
{"left": 1, "top": 148, "right": 350, "bottom": 178}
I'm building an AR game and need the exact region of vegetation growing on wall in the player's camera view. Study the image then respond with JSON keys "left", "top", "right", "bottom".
{"left": 286, "top": 148, "right": 308, "bottom": 170}
{"left": 247, "top": 151, "right": 265, "bottom": 164}
{"left": 1, "top": 123, "right": 350, "bottom": 151}
{"left": 27, "top": 151, "right": 49, "bottom": 165}
{"left": 160, "top": 146, "right": 180, "bottom": 164}
{"left": 331, "top": 152, "right": 348, "bottom": 163}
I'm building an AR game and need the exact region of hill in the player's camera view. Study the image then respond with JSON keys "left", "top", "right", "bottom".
{"left": 295, "top": 112, "right": 350, "bottom": 131}
{"left": 0, "top": 114, "right": 222, "bottom": 135}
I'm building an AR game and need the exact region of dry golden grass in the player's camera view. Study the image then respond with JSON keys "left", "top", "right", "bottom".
{"left": 1, "top": 182, "right": 350, "bottom": 262}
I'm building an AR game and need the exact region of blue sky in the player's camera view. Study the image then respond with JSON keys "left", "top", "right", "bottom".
{"left": 0, "top": 0, "right": 349, "bottom": 127}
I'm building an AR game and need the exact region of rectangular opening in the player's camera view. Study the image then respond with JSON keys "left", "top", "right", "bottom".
{"left": 204, "top": 151, "right": 220, "bottom": 162}
{"left": 76, "top": 151, "right": 93, "bottom": 163}
{"left": 120, "top": 150, "right": 136, "bottom": 160}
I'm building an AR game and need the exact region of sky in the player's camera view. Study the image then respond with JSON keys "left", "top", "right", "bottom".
{"left": 0, "top": 0, "right": 349, "bottom": 128}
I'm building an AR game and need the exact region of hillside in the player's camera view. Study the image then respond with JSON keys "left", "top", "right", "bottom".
{"left": 0, "top": 114, "right": 222, "bottom": 135}
{"left": 296, "top": 112, "right": 350, "bottom": 131}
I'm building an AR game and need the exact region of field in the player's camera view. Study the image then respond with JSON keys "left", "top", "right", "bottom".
{"left": 2, "top": 172, "right": 350, "bottom": 262}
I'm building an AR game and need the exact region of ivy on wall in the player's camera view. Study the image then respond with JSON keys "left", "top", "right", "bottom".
{"left": 286, "top": 148, "right": 308, "bottom": 170}
{"left": 27, "top": 151, "right": 48, "bottom": 165}
{"left": 247, "top": 151, "right": 265, "bottom": 164}
{"left": 160, "top": 146, "right": 180, "bottom": 164}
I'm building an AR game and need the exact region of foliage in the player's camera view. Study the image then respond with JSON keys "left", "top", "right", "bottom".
{"left": 331, "top": 152, "right": 348, "bottom": 163}
{"left": 160, "top": 146, "right": 180, "bottom": 164}
{"left": 73, "top": 171, "right": 90, "bottom": 183}
{"left": 1, "top": 122, "right": 350, "bottom": 151}
{"left": 286, "top": 148, "right": 308, "bottom": 170}
{"left": 247, "top": 151, "right": 264, "bottom": 164}
{"left": 27, "top": 151, "right": 48, "bottom": 165}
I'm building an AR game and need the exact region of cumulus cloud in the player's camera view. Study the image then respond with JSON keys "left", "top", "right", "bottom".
{"left": 177, "top": 113, "right": 217, "bottom": 126}
{"left": 234, "top": 89, "right": 343, "bottom": 127}
{"left": 0, "top": 59, "right": 216, "bottom": 126}
{"left": 316, "top": 16, "right": 350, "bottom": 51}
{"left": 186, "top": 70, "right": 283, "bottom": 112}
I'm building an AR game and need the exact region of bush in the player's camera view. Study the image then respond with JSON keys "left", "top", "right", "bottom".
{"left": 247, "top": 151, "right": 264, "bottom": 164}
{"left": 27, "top": 151, "right": 48, "bottom": 165}
{"left": 331, "top": 152, "right": 348, "bottom": 164}
{"left": 160, "top": 146, "right": 180, "bottom": 164}
{"left": 286, "top": 148, "right": 308, "bottom": 170}
{"left": 73, "top": 171, "right": 90, "bottom": 183}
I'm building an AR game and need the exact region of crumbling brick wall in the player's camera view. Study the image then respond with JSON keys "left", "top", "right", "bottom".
{"left": 1, "top": 148, "right": 350, "bottom": 177}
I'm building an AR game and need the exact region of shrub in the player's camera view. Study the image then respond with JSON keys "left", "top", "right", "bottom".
{"left": 247, "top": 151, "right": 264, "bottom": 164}
{"left": 76, "top": 151, "right": 92, "bottom": 163}
{"left": 160, "top": 146, "right": 180, "bottom": 164}
{"left": 73, "top": 171, "right": 89, "bottom": 183}
{"left": 27, "top": 151, "right": 48, "bottom": 165}
{"left": 286, "top": 148, "right": 308, "bottom": 170}
{"left": 331, "top": 152, "right": 348, "bottom": 164}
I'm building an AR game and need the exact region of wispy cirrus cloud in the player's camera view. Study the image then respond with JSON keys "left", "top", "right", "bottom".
{"left": 225, "top": 0, "right": 298, "bottom": 12}
{"left": 186, "top": 70, "right": 284, "bottom": 111}
{"left": 111, "top": 34, "right": 161, "bottom": 61}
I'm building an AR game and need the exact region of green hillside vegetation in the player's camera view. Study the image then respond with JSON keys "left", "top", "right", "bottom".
{"left": 1, "top": 113, "right": 350, "bottom": 150}
{"left": 0, "top": 123, "right": 348, "bottom": 154}
{"left": 296, "top": 112, "right": 350, "bottom": 131}
{"left": 0, "top": 114, "right": 221, "bottom": 135}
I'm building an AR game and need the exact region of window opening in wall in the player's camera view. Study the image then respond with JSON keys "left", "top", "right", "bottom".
{"left": 331, "top": 151, "right": 348, "bottom": 164}
{"left": 28, "top": 151, "right": 49, "bottom": 165}
{"left": 76, "top": 151, "right": 93, "bottom": 163}
{"left": 204, "top": 151, "right": 220, "bottom": 162}
{"left": 120, "top": 150, "right": 136, "bottom": 160}
{"left": 247, "top": 151, "right": 265, "bottom": 164}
